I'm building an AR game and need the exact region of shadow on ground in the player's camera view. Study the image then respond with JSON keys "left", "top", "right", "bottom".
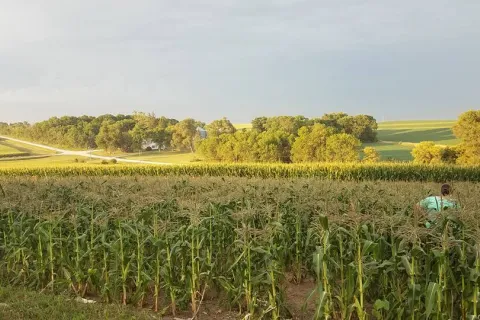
{"left": 378, "top": 128, "right": 455, "bottom": 143}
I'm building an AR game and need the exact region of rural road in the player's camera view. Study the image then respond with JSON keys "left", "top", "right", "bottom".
{"left": 0, "top": 135, "right": 173, "bottom": 165}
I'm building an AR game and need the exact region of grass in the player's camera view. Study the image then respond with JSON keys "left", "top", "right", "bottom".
{"left": 0, "top": 155, "right": 107, "bottom": 168}
{"left": 0, "top": 286, "right": 156, "bottom": 320}
{"left": 91, "top": 150, "right": 200, "bottom": 164}
{"left": 123, "top": 150, "right": 200, "bottom": 163}
{"left": 0, "top": 139, "right": 58, "bottom": 155}
{"left": 0, "top": 141, "right": 23, "bottom": 156}
{"left": 362, "top": 141, "right": 414, "bottom": 161}
{"left": 377, "top": 120, "right": 459, "bottom": 145}
{"left": 361, "top": 120, "right": 460, "bottom": 161}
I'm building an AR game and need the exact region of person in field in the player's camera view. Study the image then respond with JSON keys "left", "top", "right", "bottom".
{"left": 418, "top": 183, "right": 459, "bottom": 228}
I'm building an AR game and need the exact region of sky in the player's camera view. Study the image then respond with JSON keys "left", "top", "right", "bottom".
{"left": 0, "top": 1, "right": 479, "bottom": 124}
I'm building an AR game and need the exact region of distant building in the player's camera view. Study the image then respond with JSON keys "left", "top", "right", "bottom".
{"left": 197, "top": 127, "right": 207, "bottom": 139}
{"left": 142, "top": 139, "right": 160, "bottom": 150}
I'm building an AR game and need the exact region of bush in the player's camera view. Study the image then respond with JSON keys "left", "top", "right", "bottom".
{"left": 110, "top": 159, "right": 118, "bottom": 164}
{"left": 363, "top": 147, "right": 380, "bottom": 163}
{"left": 101, "top": 160, "right": 109, "bottom": 165}
{"left": 145, "top": 146, "right": 152, "bottom": 152}
{"left": 441, "top": 146, "right": 459, "bottom": 164}
{"left": 411, "top": 141, "right": 443, "bottom": 164}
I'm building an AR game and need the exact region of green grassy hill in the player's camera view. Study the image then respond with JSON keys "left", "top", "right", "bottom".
{"left": 364, "top": 120, "right": 458, "bottom": 161}
{"left": 377, "top": 120, "right": 458, "bottom": 145}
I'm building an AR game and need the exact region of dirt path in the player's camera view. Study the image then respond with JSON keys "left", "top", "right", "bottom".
{"left": 0, "top": 135, "right": 174, "bottom": 165}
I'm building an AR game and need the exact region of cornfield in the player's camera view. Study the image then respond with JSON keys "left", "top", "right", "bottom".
{"left": 0, "top": 176, "right": 480, "bottom": 319}
{"left": 1, "top": 162, "right": 480, "bottom": 181}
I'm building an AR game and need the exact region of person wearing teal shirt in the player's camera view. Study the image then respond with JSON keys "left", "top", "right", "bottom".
{"left": 418, "top": 184, "right": 459, "bottom": 228}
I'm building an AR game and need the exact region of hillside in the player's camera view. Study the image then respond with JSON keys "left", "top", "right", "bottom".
{"left": 363, "top": 120, "right": 458, "bottom": 161}
{"left": 377, "top": 120, "right": 458, "bottom": 145}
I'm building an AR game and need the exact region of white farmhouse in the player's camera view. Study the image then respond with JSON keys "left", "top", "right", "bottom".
{"left": 141, "top": 139, "right": 160, "bottom": 150}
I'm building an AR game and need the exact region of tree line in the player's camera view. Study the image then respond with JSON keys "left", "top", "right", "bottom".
{"left": 197, "top": 113, "right": 378, "bottom": 163}
{"left": 0, "top": 112, "right": 378, "bottom": 162}
{"left": 0, "top": 113, "right": 203, "bottom": 153}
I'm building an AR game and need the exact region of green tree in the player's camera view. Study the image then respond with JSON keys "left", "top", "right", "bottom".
{"left": 132, "top": 111, "right": 158, "bottom": 130}
{"left": 95, "top": 119, "right": 135, "bottom": 153}
{"left": 171, "top": 118, "right": 202, "bottom": 152}
{"left": 95, "top": 120, "right": 118, "bottom": 153}
{"left": 255, "top": 130, "right": 293, "bottom": 163}
{"left": 251, "top": 117, "right": 268, "bottom": 132}
{"left": 338, "top": 115, "right": 378, "bottom": 142}
{"left": 320, "top": 112, "right": 349, "bottom": 131}
{"left": 453, "top": 110, "right": 480, "bottom": 164}
{"left": 129, "top": 123, "right": 148, "bottom": 152}
{"left": 325, "top": 133, "right": 361, "bottom": 162}
{"left": 264, "top": 116, "right": 309, "bottom": 136}
{"left": 441, "top": 146, "right": 459, "bottom": 164}
{"left": 291, "top": 124, "right": 335, "bottom": 162}
{"left": 206, "top": 117, "right": 236, "bottom": 137}
{"left": 363, "top": 147, "right": 380, "bottom": 163}
{"left": 196, "top": 136, "right": 222, "bottom": 160}
{"left": 411, "top": 141, "right": 443, "bottom": 164}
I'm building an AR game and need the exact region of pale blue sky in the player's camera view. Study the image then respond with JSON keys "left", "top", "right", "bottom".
{"left": 1, "top": 1, "right": 479, "bottom": 123}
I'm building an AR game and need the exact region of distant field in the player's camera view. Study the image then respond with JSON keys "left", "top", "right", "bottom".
{"left": 91, "top": 150, "right": 199, "bottom": 164}
{"left": 123, "top": 150, "right": 199, "bottom": 163}
{"left": 362, "top": 141, "right": 414, "bottom": 161}
{"left": 377, "top": 120, "right": 459, "bottom": 145}
{"left": 234, "top": 123, "right": 252, "bottom": 130}
{"left": 0, "top": 155, "right": 99, "bottom": 168}
{"left": 0, "top": 139, "right": 58, "bottom": 156}
{"left": 0, "top": 141, "right": 23, "bottom": 156}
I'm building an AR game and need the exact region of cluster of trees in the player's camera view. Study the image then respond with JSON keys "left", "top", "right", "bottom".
{"left": 250, "top": 113, "right": 378, "bottom": 142}
{"left": 411, "top": 110, "right": 480, "bottom": 165}
{"left": 0, "top": 113, "right": 204, "bottom": 153}
{"left": 411, "top": 142, "right": 459, "bottom": 165}
{"left": 197, "top": 113, "right": 378, "bottom": 163}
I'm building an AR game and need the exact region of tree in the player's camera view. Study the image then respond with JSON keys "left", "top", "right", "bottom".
{"left": 197, "top": 130, "right": 259, "bottom": 162}
{"left": 206, "top": 117, "right": 236, "bottom": 137}
{"left": 453, "top": 110, "right": 480, "bottom": 164}
{"left": 338, "top": 115, "right": 378, "bottom": 142}
{"left": 320, "top": 112, "right": 349, "bottom": 131}
{"left": 255, "top": 129, "right": 293, "bottom": 163}
{"left": 95, "top": 120, "right": 118, "bottom": 153}
{"left": 291, "top": 124, "right": 335, "bottom": 162}
{"left": 196, "top": 136, "right": 222, "bottom": 161}
{"left": 441, "top": 146, "right": 459, "bottom": 164}
{"left": 95, "top": 119, "right": 135, "bottom": 153}
{"left": 264, "top": 116, "right": 309, "bottom": 136}
{"left": 363, "top": 147, "right": 380, "bottom": 163}
{"left": 411, "top": 141, "right": 443, "bottom": 164}
{"left": 251, "top": 117, "right": 268, "bottom": 132}
{"left": 129, "top": 123, "right": 148, "bottom": 152}
{"left": 132, "top": 111, "right": 158, "bottom": 130}
{"left": 171, "top": 118, "right": 201, "bottom": 152}
{"left": 325, "top": 133, "right": 361, "bottom": 162}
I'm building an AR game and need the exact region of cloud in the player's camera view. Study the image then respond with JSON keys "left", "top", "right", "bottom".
{"left": 1, "top": 0, "right": 479, "bottom": 122}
